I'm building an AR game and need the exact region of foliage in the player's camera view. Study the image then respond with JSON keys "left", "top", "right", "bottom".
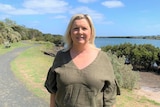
{"left": 102, "top": 43, "right": 160, "bottom": 71}
{"left": 11, "top": 25, "right": 29, "bottom": 40}
{"left": 4, "top": 18, "right": 16, "bottom": 26}
{"left": 0, "top": 18, "right": 63, "bottom": 46}
{"left": 43, "top": 34, "right": 63, "bottom": 46}
{"left": 0, "top": 41, "right": 30, "bottom": 55}
{"left": 107, "top": 50, "right": 139, "bottom": 90}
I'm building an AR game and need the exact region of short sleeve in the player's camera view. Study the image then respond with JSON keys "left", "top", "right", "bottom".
{"left": 44, "top": 51, "right": 62, "bottom": 93}
{"left": 102, "top": 80, "right": 120, "bottom": 107}
{"left": 44, "top": 67, "right": 57, "bottom": 93}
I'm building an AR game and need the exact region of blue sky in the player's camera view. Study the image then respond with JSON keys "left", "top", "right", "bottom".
{"left": 0, "top": 0, "right": 160, "bottom": 36}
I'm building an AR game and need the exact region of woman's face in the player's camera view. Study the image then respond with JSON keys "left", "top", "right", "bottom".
{"left": 70, "top": 18, "right": 91, "bottom": 46}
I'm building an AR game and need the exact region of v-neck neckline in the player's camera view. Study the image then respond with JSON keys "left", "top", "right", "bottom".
{"left": 68, "top": 50, "right": 101, "bottom": 71}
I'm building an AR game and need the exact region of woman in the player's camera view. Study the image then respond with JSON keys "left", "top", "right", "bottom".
{"left": 45, "top": 14, "right": 120, "bottom": 107}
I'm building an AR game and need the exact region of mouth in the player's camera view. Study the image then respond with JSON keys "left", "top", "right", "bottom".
{"left": 76, "top": 35, "right": 85, "bottom": 39}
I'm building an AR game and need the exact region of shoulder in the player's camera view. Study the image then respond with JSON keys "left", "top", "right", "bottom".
{"left": 54, "top": 49, "right": 71, "bottom": 64}
{"left": 55, "top": 49, "right": 69, "bottom": 57}
{"left": 52, "top": 49, "right": 70, "bottom": 68}
{"left": 98, "top": 50, "right": 113, "bottom": 66}
{"left": 99, "top": 50, "right": 110, "bottom": 59}
{"left": 97, "top": 51, "right": 115, "bottom": 79}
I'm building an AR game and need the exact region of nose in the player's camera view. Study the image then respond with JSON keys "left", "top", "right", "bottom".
{"left": 77, "top": 28, "right": 83, "bottom": 34}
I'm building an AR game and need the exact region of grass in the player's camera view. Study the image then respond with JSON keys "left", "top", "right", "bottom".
{"left": 116, "top": 89, "right": 160, "bottom": 107}
{"left": 8, "top": 41, "right": 160, "bottom": 106}
{"left": 0, "top": 41, "right": 30, "bottom": 55}
{"left": 11, "top": 42, "right": 54, "bottom": 103}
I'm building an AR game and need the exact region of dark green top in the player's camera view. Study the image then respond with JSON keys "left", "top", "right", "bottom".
{"left": 45, "top": 50, "right": 120, "bottom": 107}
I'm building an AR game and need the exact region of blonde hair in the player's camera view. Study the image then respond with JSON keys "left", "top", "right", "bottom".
{"left": 63, "top": 14, "right": 96, "bottom": 52}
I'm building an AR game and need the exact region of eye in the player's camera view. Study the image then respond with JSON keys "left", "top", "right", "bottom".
{"left": 82, "top": 27, "right": 87, "bottom": 30}
{"left": 73, "top": 27, "right": 79, "bottom": 31}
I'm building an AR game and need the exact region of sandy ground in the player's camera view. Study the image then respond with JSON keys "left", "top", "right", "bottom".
{"left": 135, "top": 71, "right": 160, "bottom": 103}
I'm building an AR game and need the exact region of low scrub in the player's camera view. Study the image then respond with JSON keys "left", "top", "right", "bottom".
{"left": 107, "top": 50, "right": 139, "bottom": 90}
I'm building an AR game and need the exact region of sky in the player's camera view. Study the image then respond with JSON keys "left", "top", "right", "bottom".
{"left": 0, "top": 0, "right": 160, "bottom": 37}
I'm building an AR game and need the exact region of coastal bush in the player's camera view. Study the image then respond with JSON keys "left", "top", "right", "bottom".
{"left": 11, "top": 25, "right": 29, "bottom": 40}
{"left": 0, "top": 34, "right": 4, "bottom": 44}
{"left": 102, "top": 43, "right": 160, "bottom": 71}
{"left": 107, "top": 50, "right": 139, "bottom": 90}
{"left": 0, "top": 19, "right": 63, "bottom": 45}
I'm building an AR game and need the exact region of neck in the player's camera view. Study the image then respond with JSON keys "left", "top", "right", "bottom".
{"left": 71, "top": 44, "right": 91, "bottom": 54}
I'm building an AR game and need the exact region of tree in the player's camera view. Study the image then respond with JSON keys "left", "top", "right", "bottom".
{"left": 4, "top": 18, "right": 16, "bottom": 26}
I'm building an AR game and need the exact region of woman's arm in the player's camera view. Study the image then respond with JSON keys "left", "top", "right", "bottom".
{"left": 50, "top": 93, "right": 56, "bottom": 107}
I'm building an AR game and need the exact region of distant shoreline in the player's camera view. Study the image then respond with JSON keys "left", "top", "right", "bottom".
{"left": 96, "top": 36, "right": 160, "bottom": 40}
{"left": 96, "top": 36, "right": 134, "bottom": 38}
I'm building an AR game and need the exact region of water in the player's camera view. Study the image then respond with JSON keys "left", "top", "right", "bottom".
{"left": 95, "top": 38, "right": 160, "bottom": 48}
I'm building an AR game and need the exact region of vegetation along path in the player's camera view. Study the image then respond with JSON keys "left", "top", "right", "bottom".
{"left": 0, "top": 46, "right": 49, "bottom": 107}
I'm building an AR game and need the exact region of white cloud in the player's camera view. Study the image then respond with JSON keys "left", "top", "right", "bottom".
{"left": 69, "top": 6, "right": 104, "bottom": 20}
{"left": 69, "top": 6, "right": 113, "bottom": 24}
{"left": 102, "top": 0, "right": 124, "bottom": 8}
{"left": 8, "top": 9, "right": 38, "bottom": 15}
{"left": 0, "top": 0, "right": 70, "bottom": 15}
{"left": 23, "top": 0, "right": 69, "bottom": 14}
{"left": 53, "top": 15, "right": 67, "bottom": 19}
{"left": 0, "top": 3, "right": 16, "bottom": 12}
{"left": 78, "top": 0, "right": 97, "bottom": 3}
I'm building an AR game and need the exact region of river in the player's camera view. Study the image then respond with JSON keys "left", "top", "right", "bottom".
{"left": 95, "top": 38, "right": 160, "bottom": 48}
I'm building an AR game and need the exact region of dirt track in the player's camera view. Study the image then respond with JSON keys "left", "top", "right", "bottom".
{"left": 135, "top": 72, "right": 160, "bottom": 103}
{"left": 0, "top": 46, "right": 49, "bottom": 107}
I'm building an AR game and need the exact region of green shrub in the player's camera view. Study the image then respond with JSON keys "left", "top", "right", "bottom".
{"left": 107, "top": 50, "right": 139, "bottom": 90}
{"left": 102, "top": 43, "right": 160, "bottom": 71}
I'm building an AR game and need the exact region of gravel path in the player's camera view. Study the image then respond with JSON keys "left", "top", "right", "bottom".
{"left": 0, "top": 46, "right": 49, "bottom": 107}
{"left": 135, "top": 72, "right": 160, "bottom": 103}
